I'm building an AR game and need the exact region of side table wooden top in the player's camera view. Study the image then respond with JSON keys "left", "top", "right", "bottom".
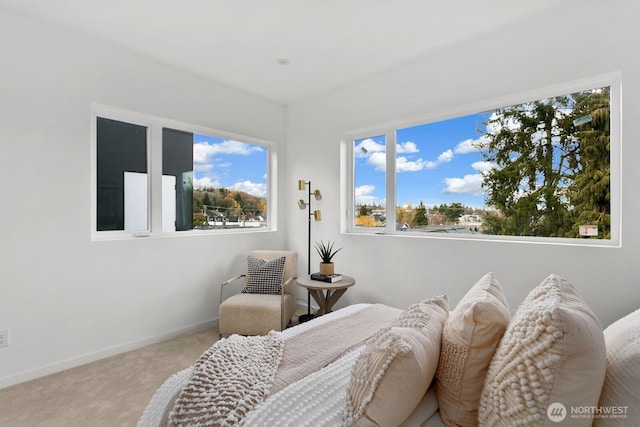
{"left": 296, "top": 275, "right": 355, "bottom": 290}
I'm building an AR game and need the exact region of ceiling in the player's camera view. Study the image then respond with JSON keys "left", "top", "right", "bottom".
{"left": 1, "top": 0, "right": 568, "bottom": 105}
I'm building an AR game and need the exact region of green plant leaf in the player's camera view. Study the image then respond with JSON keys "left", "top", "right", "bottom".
{"left": 313, "top": 240, "right": 343, "bottom": 263}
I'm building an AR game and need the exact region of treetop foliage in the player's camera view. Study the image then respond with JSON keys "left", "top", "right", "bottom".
{"left": 480, "top": 87, "right": 610, "bottom": 238}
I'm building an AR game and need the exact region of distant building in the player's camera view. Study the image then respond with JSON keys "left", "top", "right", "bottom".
{"left": 458, "top": 214, "right": 482, "bottom": 225}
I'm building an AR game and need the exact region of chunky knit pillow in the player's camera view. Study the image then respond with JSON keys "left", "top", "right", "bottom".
{"left": 478, "top": 275, "right": 606, "bottom": 426}
{"left": 594, "top": 308, "right": 640, "bottom": 427}
{"left": 242, "top": 255, "right": 286, "bottom": 295}
{"left": 436, "top": 272, "right": 510, "bottom": 427}
{"left": 345, "top": 296, "right": 449, "bottom": 426}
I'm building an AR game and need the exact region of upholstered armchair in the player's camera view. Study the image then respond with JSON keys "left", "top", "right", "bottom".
{"left": 218, "top": 250, "right": 298, "bottom": 338}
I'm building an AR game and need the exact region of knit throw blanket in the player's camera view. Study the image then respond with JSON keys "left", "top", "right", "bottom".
{"left": 168, "top": 332, "right": 284, "bottom": 426}
{"left": 168, "top": 304, "right": 401, "bottom": 427}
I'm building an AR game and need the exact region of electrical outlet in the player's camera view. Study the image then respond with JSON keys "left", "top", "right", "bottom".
{"left": 0, "top": 329, "right": 9, "bottom": 348}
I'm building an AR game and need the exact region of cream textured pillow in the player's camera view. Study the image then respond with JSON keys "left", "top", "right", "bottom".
{"left": 478, "top": 275, "right": 606, "bottom": 426}
{"left": 594, "top": 308, "right": 640, "bottom": 427}
{"left": 436, "top": 272, "right": 510, "bottom": 427}
{"left": 345, "top": 296, "right": 449, "bottom": 427}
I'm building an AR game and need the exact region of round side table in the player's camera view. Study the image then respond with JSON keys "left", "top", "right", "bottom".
{"left": 296, "top": 275, "right": 356, "bottom": 318}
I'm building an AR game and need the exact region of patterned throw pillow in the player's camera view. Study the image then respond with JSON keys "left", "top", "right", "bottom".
{"left": 345, "top": 296, "right": 449, "bottom": 426}
{"left": 478, "top": 275, "right": 606, "bottom": 427}
{"left": 242, "top": 256, "right": 286, "bottom": 295}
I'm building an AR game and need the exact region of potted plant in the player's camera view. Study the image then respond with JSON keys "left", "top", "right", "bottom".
{"left": 314, "top": 240, "right": 342, "bottom": 275}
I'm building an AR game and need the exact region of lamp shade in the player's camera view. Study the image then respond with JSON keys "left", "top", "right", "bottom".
{"left": 298, "top": 180, "right": 307, "bottom": 191}
{"left": 298, "top": 199, "right": 307, "bottom": 209}
{"left": 313, "top": 210, "right": 322, "bottom": 221}
{"left": 313, "top": 189, "right": 322, "bottom": 200}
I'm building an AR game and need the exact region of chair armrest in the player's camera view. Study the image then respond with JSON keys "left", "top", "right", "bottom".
{"left": 281, "top": 276, "right": 297, "bottom": 295}
{"left": 280, "top": 276, "right": 297, "bottom": 329}
{"left": 220, "top": 274, "right": 246, "bottom": 304}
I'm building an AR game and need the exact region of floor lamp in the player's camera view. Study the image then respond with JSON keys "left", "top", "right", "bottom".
{"left": 297, "top": 179, "right": 321, "bottom": 322}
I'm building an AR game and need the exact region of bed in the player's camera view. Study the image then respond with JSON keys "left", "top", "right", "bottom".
{"left": 138, "top": 300, "right": 449, "bottom": 427}
{"left": 139, "top": 272, "right": 637, "bottom": 427}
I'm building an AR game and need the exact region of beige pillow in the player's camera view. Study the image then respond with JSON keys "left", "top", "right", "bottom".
{"left": 594, "top": 308, "right": 640, "bottom": 427}
{"left": 436, "top": 272, "right": 510, "bottom": 427}
{"left": 478, "top": 275, "right": 606, "bottom": 426}
{"left": 345, "top": 296, "right": 449, "bottom": 426}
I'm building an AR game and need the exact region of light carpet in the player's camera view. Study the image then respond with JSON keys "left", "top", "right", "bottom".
{"left": 0, "top": 327, "right": 218, "bottom": 427}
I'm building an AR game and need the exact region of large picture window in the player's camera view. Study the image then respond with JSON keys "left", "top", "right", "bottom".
{"left": 92, "top": 105, "right": 272, "bottom": 239}
{"left": 346, "top": 76, "right": 620, "bottom": 245}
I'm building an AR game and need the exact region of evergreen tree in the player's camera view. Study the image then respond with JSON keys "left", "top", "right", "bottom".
{"left": 202, "top": 192, "right": 211, "bottom": 208}
{"left": 414, "top": 201, "right": 428, "bottom": 226}
{"left": 479, "top": 88, "right": 610, "bottom": 238}
{"left": 438, "top": 203, "right": 465, "bottom": 224}
{"left": 566, "top": 88, "right": 611, "bottom": 238}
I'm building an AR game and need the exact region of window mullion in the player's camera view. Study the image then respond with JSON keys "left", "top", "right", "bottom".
{"left": 385, "top": 130, "right": 396, "bottom": 233}
{"left": 149, "top": 123, "right": 163, "bottom": 234}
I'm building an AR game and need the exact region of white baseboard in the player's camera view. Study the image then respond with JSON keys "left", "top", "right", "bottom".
{"left": 0, "top": 319, "right": 218, "bottom": 390}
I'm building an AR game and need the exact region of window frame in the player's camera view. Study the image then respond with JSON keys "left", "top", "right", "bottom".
{"left": 91, "top": 103, "right": 276, "bottom": 240}
{"left": 342, "top": 73, "right": 621, "bottom": 247}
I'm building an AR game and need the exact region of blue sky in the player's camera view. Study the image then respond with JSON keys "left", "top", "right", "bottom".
{"left": 191, "top": 113, "right": 492, "bottom": 207}
{"left": 355, "top": 111, "right": 494, "bottom": 209}
{"left": 192, "top": 134, "right": 267, "bottom": 197}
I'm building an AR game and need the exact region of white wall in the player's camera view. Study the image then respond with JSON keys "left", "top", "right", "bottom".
{"left": 286, "top": 1, "right": 640, "bottom": 328}
{"left": 4, "top": 1, "right": 640, "bottom": 390}
{"left": 0, "top": 8, "right": 287, "bottom": 387}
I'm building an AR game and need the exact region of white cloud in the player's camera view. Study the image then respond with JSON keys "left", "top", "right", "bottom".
{"left": 397, "top": 141, "right": 419, "bottom": 154}
{"left": 193, "top": 140, "right": 263, "bottom": 164}
{"left": 454, "top": 137, "right": 488, "bottom": 153}
{"left": 443, "top": 174, "right": 485, "bottom": 195}
{"left": 441, "top": 160, "right": 495, "bottom": 196}
{"left": 371, "top": 148, "right": 454, "bottom": 173}
{"left": 355, "top": 184, "right": 376, "bottom": 197}
{"left": 193, "top": 176, "right": 220, "bottom": 189}
{"left": 437, "top": 149, "right": 454, "bottom": 163}
{"left": 423, "top": 149, "right": 454, "bottom": 169}
{"left": 471, "top": 160, "right": 496, "bottom": 172}
{"left": 367, "top": 151, "right": 387, "bottom": 171}
{"left": 354, "top": 138, "right": 385, "bottom": 158}
{"left": 355, "top": 184, "right": 381, "bottom": 205}
{"left": 194, "top": 163, "right": 213, "bottom": 173}
{"left": 396, "top": 156, "right": 427, "bottom": 172}
{"left": 229, "top": 180, "right": 267, "bottom": 197}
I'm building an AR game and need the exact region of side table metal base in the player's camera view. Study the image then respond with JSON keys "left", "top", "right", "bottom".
{"left": 298, "top": 313, "right": 315, "bottom": 323}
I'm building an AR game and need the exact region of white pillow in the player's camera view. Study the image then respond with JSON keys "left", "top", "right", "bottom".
{"left": 436, "top": 272, "right": 510, "bottom": 427}
{"left": 345, "top": 296, "right": 449, "bottom": 426}
{"left": 478, "top": 275, "right": 606, "bottom": 426}
{"left": 594, "top": 308, "right": 640, "bottom": 426}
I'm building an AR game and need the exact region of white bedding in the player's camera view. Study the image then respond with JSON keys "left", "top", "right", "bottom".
{"left": 137, "top": 304, "right": 443, "bottom": 427}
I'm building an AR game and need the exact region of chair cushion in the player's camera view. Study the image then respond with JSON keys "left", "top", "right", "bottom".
{"left": 345, "top": 296, "right": 449, "bottom": 426}
{"left": 243, "top": 255, "right": 286, "bottom": 295}
{"left": 594, "top": 308, "right": 640, "bottom": 426}
{"left": 219, "top": 293, "right": 295, "bottom": 336}
{"left": 478, "top": 274, "right": 606, "bottom": 426}
{"left": 436, "top": 272, "right": 510, "bottom": 427}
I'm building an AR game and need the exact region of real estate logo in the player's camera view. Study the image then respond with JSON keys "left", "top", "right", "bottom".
{"left": 547, "top": 403, "right": 629, "bottom": 422}
{"left": 547, "top": 402, "right": 567, "bottom": 422}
